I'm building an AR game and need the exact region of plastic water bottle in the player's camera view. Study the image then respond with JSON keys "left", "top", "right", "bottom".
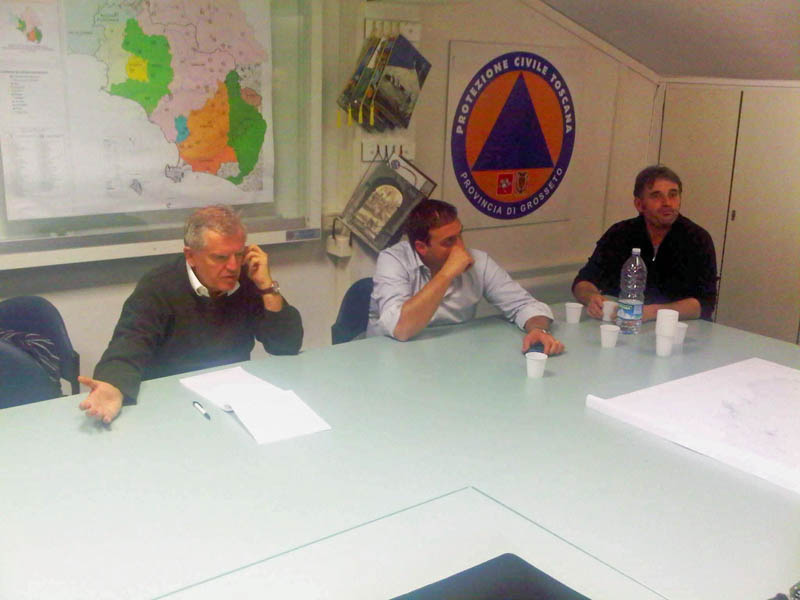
{"left": 617, "top": 248, "right": 647, "bottom": 334}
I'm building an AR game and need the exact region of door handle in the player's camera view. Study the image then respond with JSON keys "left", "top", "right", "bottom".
{"left": 730, "top": 209, "right": 736, "bottom": 221}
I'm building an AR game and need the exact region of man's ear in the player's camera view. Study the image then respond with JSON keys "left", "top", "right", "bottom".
{"left": 183, "top": 246, "right": 195, "bottom": 267}
{"left": 414, "top": 239, "right": 428, "bottom": 258}
{"left": 633, "top": 195, "right": 644, "bottom": 214}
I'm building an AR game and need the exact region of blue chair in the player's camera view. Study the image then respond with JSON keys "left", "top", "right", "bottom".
{"left": 331, "top": 278, "right": 374, "bottom": 344}
{"left": 0, "top": 340, "right": 63, "bottom": 409}
{"left": 0, "top": 296, "right": 80, "bottom": 399}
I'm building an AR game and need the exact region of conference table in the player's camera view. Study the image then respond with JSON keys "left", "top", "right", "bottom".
{"left": 2, "top": 309, "right": 799, "bottom": 599}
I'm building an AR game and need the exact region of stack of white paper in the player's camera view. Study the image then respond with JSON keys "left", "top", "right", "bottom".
{"left": 587, "top": 358, "right": 800, "bottom": 495}
{"left": 180, "top": 366, "right": 330, "bottom": 444}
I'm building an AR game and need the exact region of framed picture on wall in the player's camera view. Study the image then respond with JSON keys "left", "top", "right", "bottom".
{"left": 342, "top": 155, "right": 436, "bottom": 252}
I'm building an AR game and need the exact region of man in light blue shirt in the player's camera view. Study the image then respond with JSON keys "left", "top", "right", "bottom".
{"left": 368, "top": 199, "right": 564, "bottom": 354}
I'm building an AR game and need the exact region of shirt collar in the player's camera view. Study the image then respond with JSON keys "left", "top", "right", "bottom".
{"left": 408, "top": 241, "right": 431, "bottom": 277}
{"left": 185, "top": 261, "right": 240, "bottom": 298}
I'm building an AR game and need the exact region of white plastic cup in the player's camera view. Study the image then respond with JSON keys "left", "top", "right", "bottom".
{"left": 525, "top": 351, "right": 548, "bottom": 378}
{"left": 565, "top": 302, "right": 583, "bottom": 324}
{"left": 600, "top": 324, "right": 620, "bottom": 348}
{"left": 656, "top": 308, "right": 679, "bottom": 323}
{"left": 655, "top": 309, "right": 679, "bottom": 336}
{"left": 656, "top": 333, "right": 674, "bottom": 357}
{"left": 602, "top": 300, "right": 619, "bottom": 322}
{"left": 674, "top": 322, "right": 688, "bottom": 345}
{"left": 655, "top": 322, "right": 676, "bottom": 336}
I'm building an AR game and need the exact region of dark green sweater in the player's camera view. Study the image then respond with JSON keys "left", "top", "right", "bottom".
{"left": 94, "top": 256, "right": 303, "bottom": 402}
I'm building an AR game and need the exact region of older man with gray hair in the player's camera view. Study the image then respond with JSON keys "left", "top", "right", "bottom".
{"left": 79, "top": 205, "right": 303, "bottom": 423}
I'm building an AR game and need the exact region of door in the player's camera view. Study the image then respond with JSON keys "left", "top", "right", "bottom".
{"left": 659, "top": 85, "right": 741, "bottom": 275}
{"left": 715, "top": 88, "right": 800, "bottom": 342}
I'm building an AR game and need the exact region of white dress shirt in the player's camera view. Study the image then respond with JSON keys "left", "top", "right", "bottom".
{"left": 367, "top": 240, "right": 552, "bottom": 338}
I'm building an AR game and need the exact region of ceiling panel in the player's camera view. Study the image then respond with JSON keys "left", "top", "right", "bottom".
{"left": 537, "top": 0, "right": 800, "bottom": 80}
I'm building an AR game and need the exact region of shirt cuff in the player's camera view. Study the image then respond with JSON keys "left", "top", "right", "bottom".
{"left": 515, "top": 302, "right": 554, "bottom": 331}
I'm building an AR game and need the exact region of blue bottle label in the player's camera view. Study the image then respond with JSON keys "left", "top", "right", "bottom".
{"left": 618, "top": 300, "right": 643, "bottom": 319}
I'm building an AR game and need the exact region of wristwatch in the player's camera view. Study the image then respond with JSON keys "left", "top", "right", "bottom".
{"left": 257, "top": 281, "right": 280, "bottom": 295}
{"left": 530, "top": 327, "right": 551, "bottom": 335}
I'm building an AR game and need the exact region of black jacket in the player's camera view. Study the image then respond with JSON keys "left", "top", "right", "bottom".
{"left": 573, "top": 215, "right": 717, "bottom": 320}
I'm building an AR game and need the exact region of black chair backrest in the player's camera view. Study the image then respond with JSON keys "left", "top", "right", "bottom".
{"left": 0, "top": 296, "right": 80, "bottom": 394}
{"left": 331, "top": 278, "right": 374, "bottom": 345}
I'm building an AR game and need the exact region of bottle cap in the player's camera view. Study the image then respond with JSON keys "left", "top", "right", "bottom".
{"left": 632, "top": 248, "right": 641, "bottom": 255}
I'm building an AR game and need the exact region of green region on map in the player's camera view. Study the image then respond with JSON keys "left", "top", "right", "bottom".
{"left": 109, "top": 19, "right": 173, "bottom": 115}
{"left": 225, "top": 70, "right": 266, "bottom": 185}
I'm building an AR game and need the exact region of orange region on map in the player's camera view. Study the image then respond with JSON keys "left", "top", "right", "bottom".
{"left": 466, "top": 71, "right": 563, "bottom": 201}
{"left": 178, "top": 81, "right": 237, "bottom": 174}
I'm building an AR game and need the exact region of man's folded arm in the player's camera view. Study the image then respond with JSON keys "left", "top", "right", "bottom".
{"left": 393, "top": 272, "right": 457, "bottom": 341}
{"left": 572, "top": 279, "right": 601, "bottom": 303}
{"left": 371, "top": 252, "right": 419, "bottom": 340}
{"left": 572, "top": 280, "right": 607, "bottom": 319}
{"left": 641, "top": 297, "right": 701, "bottom": 322}
{"left": 480, "top": 253, "right": 553, "bottom": 329}
{"left": 572, "top": 227, "right": 626, "bottom": 297}
{"left": 254, "top": 300, "right": 303, "bottom": 355}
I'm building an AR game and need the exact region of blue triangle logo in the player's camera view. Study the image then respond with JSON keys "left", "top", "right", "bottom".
{"left": 471, "top": 74, "right": 554, "bottom": 171}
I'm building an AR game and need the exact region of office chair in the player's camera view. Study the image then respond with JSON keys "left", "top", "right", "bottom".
{"left": 0, "top": 296, "right": 80, "bottom": 395}
{"left": 331, "top": 278, "right": 374, "bottom": 344}
{"left": 0, "top": 340, "right": 63, "bottom": 408}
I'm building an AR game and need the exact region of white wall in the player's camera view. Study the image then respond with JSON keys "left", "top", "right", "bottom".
{"left": 345, "top": 0, "right": 661, "bottom": 302}
{"left": 0, "top": 0, "right": 662, "bottom": 387}
{"left": 410, "top": 0, "right": 660, "bottom": 272}
{"left": 603, "top": 68, "right": 664, "bottom": 229}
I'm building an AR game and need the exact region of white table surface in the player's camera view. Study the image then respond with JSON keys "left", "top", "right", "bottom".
{"left": 2, "top": 311, "right": 799, "bottom": 599}
{"left": 163, "top": 487, "right": 665, "bottom": 600}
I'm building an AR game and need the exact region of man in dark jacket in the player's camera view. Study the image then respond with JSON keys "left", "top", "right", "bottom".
{"left": 79, "top": 205, "right": 303, "bottom": 423}
{"left": 573, "top": 165, "right": 717, "bottom": 322}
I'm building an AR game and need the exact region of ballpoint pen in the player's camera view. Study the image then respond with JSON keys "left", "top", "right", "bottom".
{"left": 192, "top": 400, "right": 211, "bottom": 420}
